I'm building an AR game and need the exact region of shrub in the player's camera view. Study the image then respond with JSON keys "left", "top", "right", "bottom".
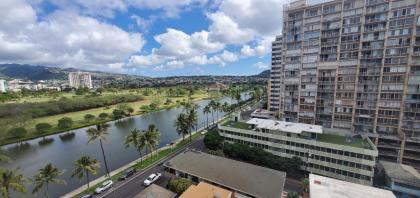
{"left": 84, "top": 114, "right": 95, "bottom": 122}
{"left": 8, "top": 127, "right": 27, "bottom": 138}
{"left": 204, "top": 131, "right": 223, "bottom": 150}
{"left": 57, "top": 117, "right": 74, "bottom": 129}
{"left": 35, "top": 123, "right": 52, "bottom": 134}
{"left": 98, "top": 112, "right": 109, "bottom": 119}
{"left": 222, "top": 142, "right": 302, "bottom": 175}
{"left": 149, "top": 102, "right": 158, "bottom": 110}
{"left": 167, "top": 178, "right": 192, "bottom": 194}
{"left": 112, "top": 109, "right": 125, "bottom": 120}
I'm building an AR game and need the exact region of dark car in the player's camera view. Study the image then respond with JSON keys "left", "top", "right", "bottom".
{"left": 118, "top": 168, "right": 136, "bottom": 181}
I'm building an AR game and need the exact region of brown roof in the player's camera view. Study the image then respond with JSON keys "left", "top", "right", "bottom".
{"left": 133, "top": 184, "right": 176, "bottom": 198}
{"left": 180, "top": 182, "right": 232, "bottom": 198}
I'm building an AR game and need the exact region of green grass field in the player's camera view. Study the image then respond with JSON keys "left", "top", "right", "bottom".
{"left": 0, "top": 89, "right": 217, "bottom": 145}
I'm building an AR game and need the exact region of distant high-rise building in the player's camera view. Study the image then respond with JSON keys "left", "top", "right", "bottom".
{"left": 68, "top": 72, "right": 92, "bottom": 89}
{"left": 0, "top": 79, "right": 7, "bottom": 93}
{"left": 269, "top": 0, "right": 420, "bottom": 170}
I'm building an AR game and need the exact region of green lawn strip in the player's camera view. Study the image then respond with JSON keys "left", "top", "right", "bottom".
{"left": 317, "top": 134, "right": 368, "bottom": 149}
{"left": 0, "top": 92, "right": 212, "bottom": 146}
{"left": 72, "top": 133, "right": 201, "bottom": 198}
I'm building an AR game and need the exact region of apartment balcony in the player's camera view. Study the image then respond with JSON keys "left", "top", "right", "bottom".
{"left": 366, "top": 0, "right": 388, "bottom": 6}
{"left": 390, "top": 0, "right": 417, "bottom": 9}
{"left": 365, "top": 5, "right": 388, "bottom": 14}
{"left": 362, "top": 36, "right": 385, "bottom": 42}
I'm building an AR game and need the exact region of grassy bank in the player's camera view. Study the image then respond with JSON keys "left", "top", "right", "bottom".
{"left": 0, "top": 90, "right": 215, "bottom": 145}
{"left": 72, "top": 132, "right": 202, "bottom": 198}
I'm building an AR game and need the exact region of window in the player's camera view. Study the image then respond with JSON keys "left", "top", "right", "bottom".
{"left": 323, "top": 5, "right": 336, "bottom": 14}
{"left": 343, "top": 0, "right": 355, "bottom": 10}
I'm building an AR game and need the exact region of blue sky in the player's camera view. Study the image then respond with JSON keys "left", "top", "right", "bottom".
{"left": 0, "top": 0, "right": 293, "bottom": 77}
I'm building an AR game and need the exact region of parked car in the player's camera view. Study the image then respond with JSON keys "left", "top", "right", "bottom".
{"left": 143, "top": 173, "right": 161, "bottom": 186}
{"left": 118, "top": 168, "right": 136, "bottom": 181}
{"left": 95, "top": 180, "right": 113, "bottom": 194}
{"left": 80, "top": 195, "right": 92, "bottom": 198}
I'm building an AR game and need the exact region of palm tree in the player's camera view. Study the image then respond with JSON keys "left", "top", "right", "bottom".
{"left": 174, "top": 113, "right": 189, "bottom": 140}
{"left": 300, "top": 178, "right": 309, "bottom": 195}
{"left": 125, "top": 128, "right": 146, "bottom": 165}
{"left": 32, "top": 163, "right": 65, "bottom": 198}
{"left": 186, "top": 108, "right": 198, "bottom": 141}
{"left": 71, "top": 155, "right": 100, "bottom": 190}
{"left": 222, "top": 102, "right": 230, "bottom": 117}
{"left": 208, "top": 100, "right": 216, "bottom": 124}
{"left": 203, "top": 105, "right": 211, "bottom": 128}
{"left": 0, "top": 168, "right": 27, "bottom": 198}
{"left": 86, "top": 124, "right": 111, "bottom": 178}
{"left": 214, "top": 101, "right": 221, "bottom": 121}
{"left": 144, "top": 124, "right": 160, "bottom": 159}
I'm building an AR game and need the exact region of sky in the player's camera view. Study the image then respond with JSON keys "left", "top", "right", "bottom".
{"left": 0, "top": 0, "right": 323, "bottom": 77}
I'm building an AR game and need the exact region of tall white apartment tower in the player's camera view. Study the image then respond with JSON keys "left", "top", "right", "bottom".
{"left": 268, "top": 36, "right": 283, "bottom": 112}
{"left": 0, "top": 79, "right": 7, "bottom": 93}
{"left": 68, "top": 72, "right": 93, "bottom": 89}
{"left": 273, "top": 0, "right": 420, "bottom": 170}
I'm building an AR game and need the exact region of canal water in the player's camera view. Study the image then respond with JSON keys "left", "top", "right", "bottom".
{"left": 0, "top": 97, "right": 237, "bottom": 198}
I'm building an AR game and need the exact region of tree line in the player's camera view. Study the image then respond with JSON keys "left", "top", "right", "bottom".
{"left": 0, "top": 94, "right": 143, "bottom": 119}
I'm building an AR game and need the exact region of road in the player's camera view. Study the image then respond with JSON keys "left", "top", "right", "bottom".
{"left": 92, "top": 136, "right": 205, "bottom": 198}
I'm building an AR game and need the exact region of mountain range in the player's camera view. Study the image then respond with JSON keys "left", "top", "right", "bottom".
{"left": 0, "top": 64, "right": 269, "bottom": 81}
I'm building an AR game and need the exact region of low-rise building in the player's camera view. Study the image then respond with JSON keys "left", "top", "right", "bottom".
{"left": 133, "top": 184, "right": 176, "bottom": 198}
{"left": 380, "top": 161, "right": 420, "bottom": 198}
{"left": 207, "top": 82, "right": 228, "bottom": 91}
{"left": 180, "top": 182, "right": 233, "bottom": 198}
{"left": 218, "top": 116, "right": 378, "bottom": 185}
{"left": 309, "top": 174, "right": 395, "bottom": 198}
{"left": 164, "top": 149, "right": 286, "bottom": 198}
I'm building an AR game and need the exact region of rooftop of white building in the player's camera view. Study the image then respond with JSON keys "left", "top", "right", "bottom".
{"left": 246, "top": 118, "right": 323, "bottom": 134}
{"left": 309, "top": 174, "right": 396, "bottom": 198}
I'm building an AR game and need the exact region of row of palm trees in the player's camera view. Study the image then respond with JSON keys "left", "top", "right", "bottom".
{"left": 0, "top": 86, "right": 261, "bottom": 197}
{"left": 0, "top": 123, "right": 161, "bottom": 198}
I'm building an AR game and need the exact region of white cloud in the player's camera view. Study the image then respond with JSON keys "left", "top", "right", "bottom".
{"left": 154, "top": 28, "right": 224, "bottom": 58}
{"left": 131, "top": 14, "right": 155, "bottom": 32}
{"left": 207, "top": 12, "right": 255, "bottom": 45}
{"left": 0, "top": 0, "right": 145, "bottom": 70}
{"left": 218, "top": 0, "right": 284, "bottom": 36}
{"left": 240, "top": 36, "right": 274, "bottom": 57}
{"left": 253, "top": 61, "right": 269, "bottom": 69}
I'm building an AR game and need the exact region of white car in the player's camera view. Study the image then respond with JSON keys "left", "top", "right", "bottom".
{"left": 95, "top": 180, "right": 113, "bottom": 194}
{"left": 143, "top": 173, "right": 161, "bottom": 186}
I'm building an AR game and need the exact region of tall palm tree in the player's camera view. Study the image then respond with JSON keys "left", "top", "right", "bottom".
{"left": 208, "top": 100, "right": 216, "bottom": 124}
{"left": 174, "top": 113, "right": 189, "bottom": 141}
{"left": 203, "top": 105, "right": 211, "bottom": 128}
{"left": 222, "top": 102, "right": 230, "bottom": 117}
{"left": 71, "top": 155, "right": 100, "bottom": 190}
{"left": 0, "top": 168, "right": 27, "bottom": 198}
{"left": 86, "top": 124, "right": 111, "bottom": 178}
{"left": 186, "top": 108, "right": 198, "bottom": 141}
{"left": 214, "top": 101, "right": 221, "bottom": 121}
{"left": 125, "top": 128, "right": 146, "bottom": 165}
{"left": 32, "top": 163, "right": 65, "bottom": 198}
{"left": 144, "top": 124, "right": 160, "bottom": 159}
